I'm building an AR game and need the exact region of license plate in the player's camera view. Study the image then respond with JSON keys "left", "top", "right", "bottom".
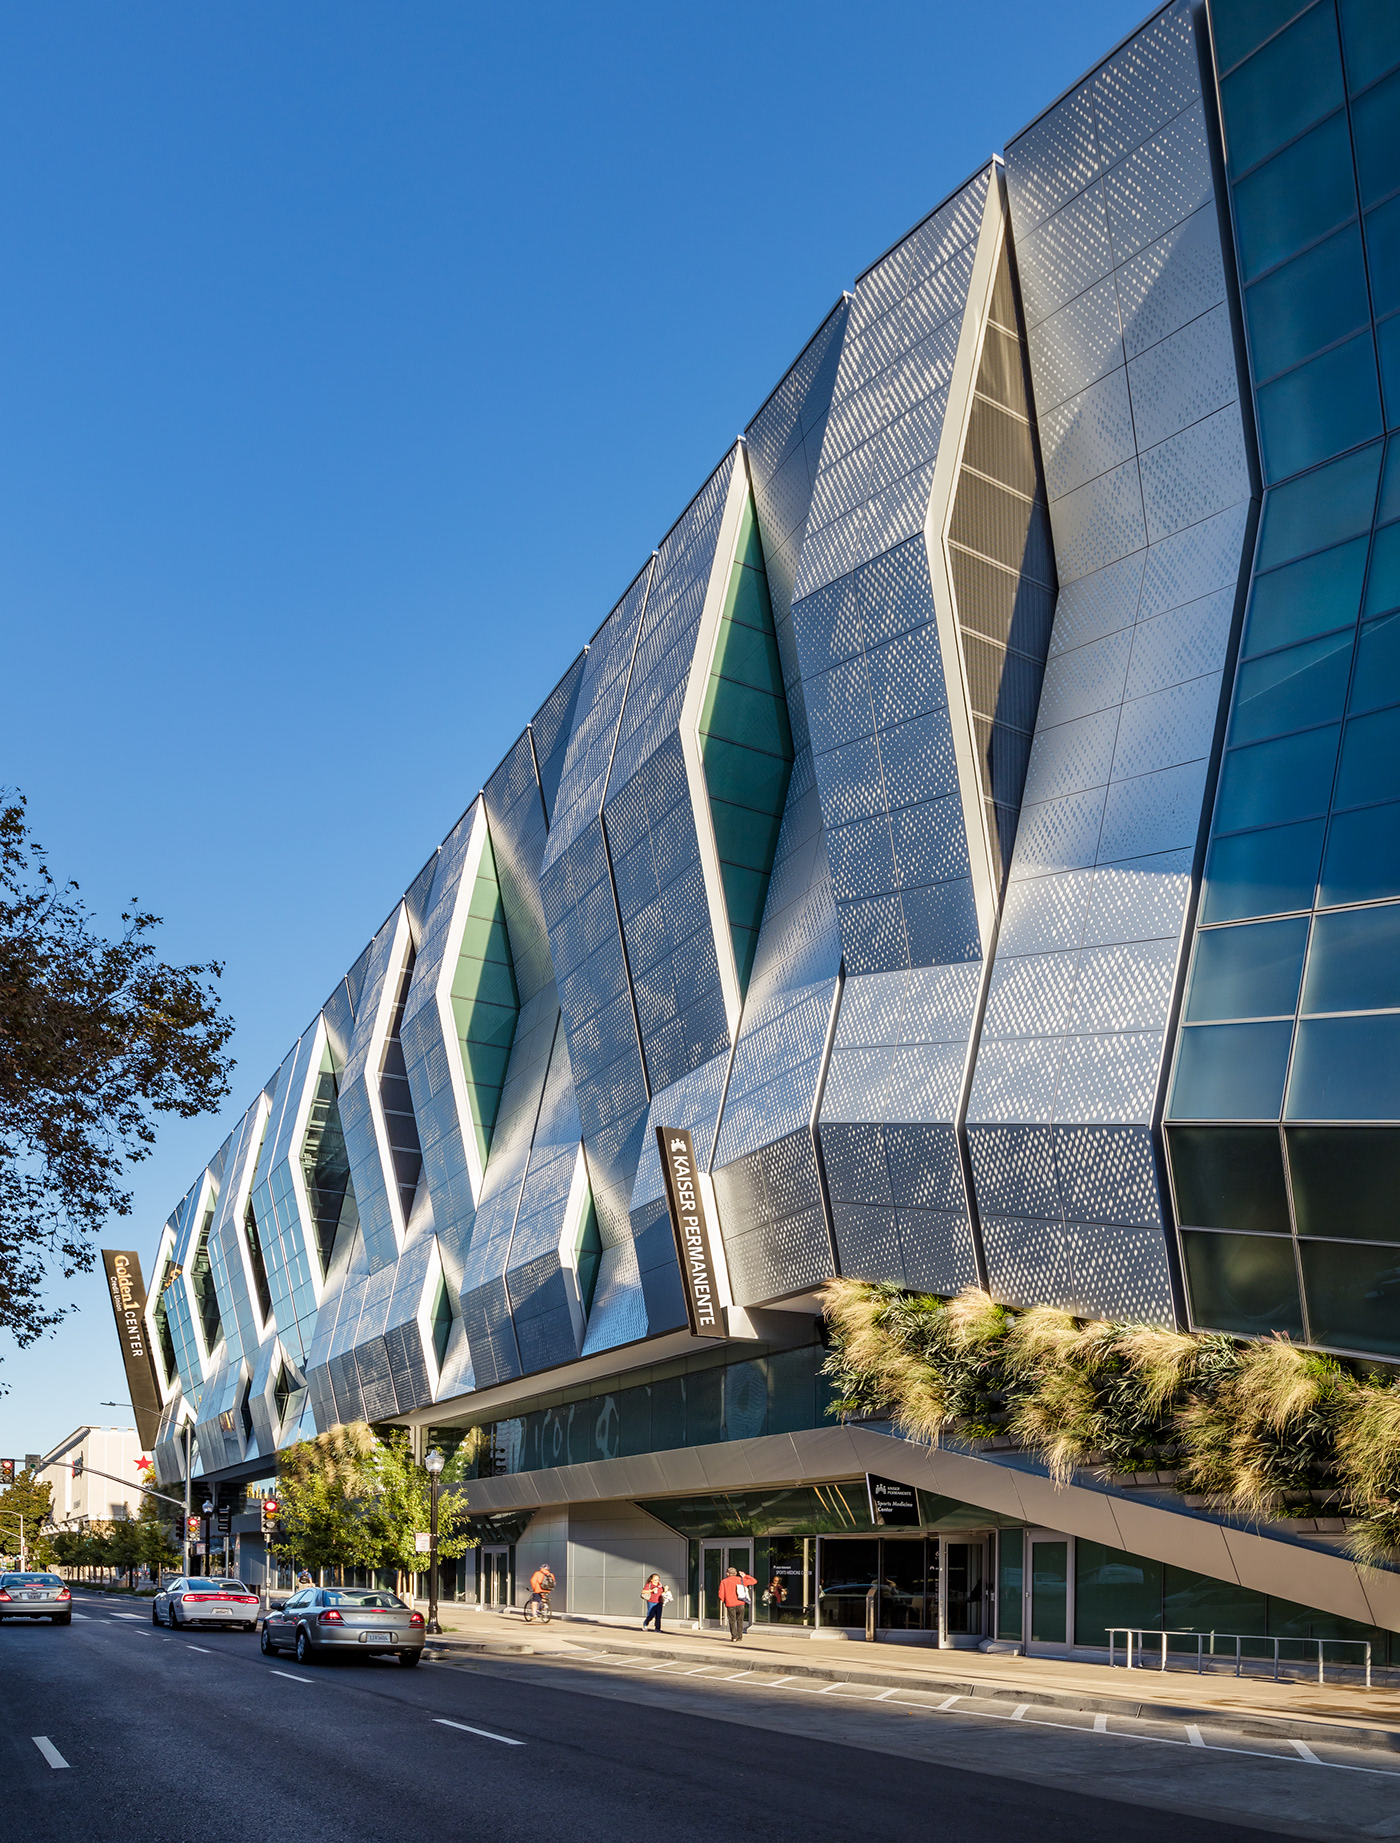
{"left": 25, "top": 1594, "right": 38, "bottom": 1602}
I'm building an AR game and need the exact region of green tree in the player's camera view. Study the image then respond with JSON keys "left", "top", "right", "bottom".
{"left": 368, "top": 1431, "right": 475, "bottom": 1597}
{"left": 272, "top": 1422, "right": 381, "bottom": 1577}
{"left": 0, "top": 1467, "right": 56, "bottom": 1568}
{"left": 136, "top": 1488, "right": 179, "bottom": 1583}
{"left": 0, "top": 791, "right": 235, "bottom": 1362}
{"left": 107, "top": 1516, "right": 144, "bottom": 1590}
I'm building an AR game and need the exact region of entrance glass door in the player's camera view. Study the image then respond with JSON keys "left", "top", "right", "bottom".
{"left": 701, "top": 1541, "right": 753, "bottom": 1626}
{"left": 480, "top": 1545, "right": 511, "bottom": 1608}
{"left": 945, "top": 1541, "right": 985, "bottom": 1638}
{"left": 1030, "top": 1539, "right": 1068, "bottom": 1644}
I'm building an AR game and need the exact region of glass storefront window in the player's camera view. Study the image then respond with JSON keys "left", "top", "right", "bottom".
{"left": 1182, "top": 1229, "right": 1305, "bottom": 1337}
{"left": 997, "top": 1530, "right": 1024, "bottom": 1642}
{"left": 1201, "top": 819, "right": 1324, "bottom": 921}
{"left": 880, "top": 1538, "right": 930, "bottom": 1632}
{"left": 1074, "top": 1540, "right": 1162, "bottom": 1649}
{"left": 818, "top": 1536, "right": 880, "bottom": 1630}
{"left": 945, "top": 1543, "right": 984, "bottom": 1637}
{"left": 1030, "top": 1541, "right": 1067, "bottom": 1645}
{"left": 1166, "top": 1125, "right": 1290, "bottom": 1232}
{"left": 1299, "top": 1239, "right": 1400, "bottom": 1354}
{"left": 1286, "top": 1125, "right": 1400, "bottom": 1240}
{"left": 757, "top": 1535, "right": 814, "bottom": 1626}
{"left": 1183, "top": 918, "right": 1309, "bottom": 1021}
{"left": 1286, "top": 1013, "right": 1400, "bottom": 1117}
{"left": 1169, "top": 1020, "right": 1294, "bottom": 1119}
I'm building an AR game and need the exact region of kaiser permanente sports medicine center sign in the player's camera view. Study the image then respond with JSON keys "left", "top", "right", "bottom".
{"left": 656, "top": 1128, "right": 726, "bottom": 1340}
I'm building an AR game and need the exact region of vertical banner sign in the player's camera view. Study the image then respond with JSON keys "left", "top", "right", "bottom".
{"left": 656, "top": 1127, "right": 727, "bottom": 1340}
{"left": 101, "top": 1250, "right": 164, "bottom": 1449}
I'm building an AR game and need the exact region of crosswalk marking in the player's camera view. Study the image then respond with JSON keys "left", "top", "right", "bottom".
{"left": 32, "top": 1737, "right": 70, "bottom": 1770}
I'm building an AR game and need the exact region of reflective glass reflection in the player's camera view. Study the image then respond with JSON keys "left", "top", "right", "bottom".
{"left": 1255, "top": 443, "right": 1381, "bottom": 570}
{"left": 1232, "top": 113, "right": 1357, "bottom": 283}
{"left": 1334, "top": 705, "right": 1400, "bottom": 807}
{"left": 1363, "top": 523, "right": 1400, "bottom": 617}
{"left": 1184, "top": 918, "right": 1309, "bottom": 1020}
{"left": 1245, "top": 225, "right": 1371, "bottom": 382}
{"left": 1201, "top": 820, "right": 1324, "bottom": 921}
{"left": 1242, "top": 537, "right": 1367, "bottom": 657}
{"left": 1286, "top": 1125, "right": 1400, "bottom": 1240}
{"left": 1257, "top": 333, "right": 1383, "bottom": 480}
{"left": 1167, "top": 1124, "right": 1291, "bottom": 1232}
{"left": 1214, "top": 725, "right": 1340, "bottom": 832}
{"left": 1338, "top": 0, "right": 1400, "bottom": 92}
{"left": 1301, "top": 902, "right": 1400, "bottom": 1011}
{"left": 1348, "top": 611, "right": 1400, "bottom": 712}
{"left": 1300, "top": 1240, "right": 1400, "bottom": 1355}
{"left": 1221, "top": 4, "right": 1344, "bottom": 177}
{"left": 1319, "top": 798, "right": 1400, "bottom": 904}
{"left": 1286, "top": 1014, "right": 1400, "bottom": 1118}
{"left": 1229, "top": 631, "right": 1353, "bottom": 744}
{"left": 1350, "top": 66, "right": 1400, "bottom": 210}
{"left": 1170, "top": 1021, "right": 1294, "bottom": 1119}
{"left": 1181, "top": 1229, "right": 1305, "bottom": 1337}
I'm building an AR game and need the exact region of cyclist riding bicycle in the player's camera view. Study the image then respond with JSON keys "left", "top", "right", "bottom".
{"left": 527, "top": 1564, "right": 555, "bottom": 1618}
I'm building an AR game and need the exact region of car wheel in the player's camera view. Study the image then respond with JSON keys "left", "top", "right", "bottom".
{"left": 53, "top": 1616, "right": 71, "bottom": 1626}
{"left": 152, "top": 1604, "right": 160, "bottom": 1624}
{"left": 243, "top": 1622, "right": 257, "bottom": 1633}
{"left": 397, "top": 1650, "right": 422, "bottom": 1667}
{"left": 260, "top": 1625, "right": 277, "bottom": 1656}
{"left": 166, "top": 1605, "right": 177, "bottom": 1628}
{"left": 295, "top": 1627, "right": 314, "bottom": 1666}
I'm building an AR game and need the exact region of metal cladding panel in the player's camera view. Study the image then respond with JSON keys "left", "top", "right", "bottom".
{"left": 580, "top": 1238, "right": 648, "bottom": 1355}
{"left": 531, "top": 651, "right": 587, "bottom": 826}
{"left": 484, "top": 730, "right": 554, "bottom": 1008}
{"left": 631, "top": 1052, "right": 730, "bottom": 1211}
{"left": 713, "top": 1128, "right": 833, "bottom": 1307}
{"left": 336, "top": 910, "right": 402, "bottom": 1274}
{"left": 971, "top": 0, "right": 1254, "bottom": 1319}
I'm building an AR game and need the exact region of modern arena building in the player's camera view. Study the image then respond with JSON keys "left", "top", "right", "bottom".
{"left": 132, "top": 0, "right": 1400, "bottom": 1661}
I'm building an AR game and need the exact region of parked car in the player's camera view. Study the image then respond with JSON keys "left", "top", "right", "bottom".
{"left": 0, "top": 1573, "right": 71, "bottom": 1624}
{"left": 260, "top": 1586, "right": 425, "bottom": 1666}
{"left": 153, "top": 1577, "right": 259, "bottom": 1631}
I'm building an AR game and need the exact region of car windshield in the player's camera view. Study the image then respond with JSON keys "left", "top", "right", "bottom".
{"left": 4, "top": 1574, "right": 62, "bottom": 1586}
{"left": 321, "top": 1590, "right": 404, "bottom": 1608}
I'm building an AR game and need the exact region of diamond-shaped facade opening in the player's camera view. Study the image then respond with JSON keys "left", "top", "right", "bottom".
{"left": 191, "top": 1199, "right": 223, "bottom": 1354}
{"left": 300, "top": 1053, "right": 360, "bottom": 1275}
{"left": 429, "top": 1271, "right": 453, "bottom": 1372}
{"left": 451, "top": 828, "right": 520, "bottom": 1171}
{"left": 574, "top": 1182, "right": 603, "bottom": 1317}
{"left": 699, "top": 491, "right": 795, "bottom": 993}
{"left": 153, "top": 1259, "right": 178, "bottom": 1388}
{"left": 380, "top": 944, "right": 424, "bottom": 1221}
{"left": 273, "top": 1360, "right": 295, "bottom": 1430}
{"left": 243, "top": 1197, "right": 273, "bottom": 1324}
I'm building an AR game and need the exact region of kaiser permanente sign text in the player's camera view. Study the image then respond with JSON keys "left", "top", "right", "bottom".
{"left": 656, "top": 1127, "right": 726, "bottom": 1340}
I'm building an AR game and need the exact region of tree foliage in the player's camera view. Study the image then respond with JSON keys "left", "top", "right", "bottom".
{"left": 821, "top": 1279, "right": 1400, "bottom": 1563}
{"left": 368, "top": 1430, "right": 473, "bottom": 1591}
{"left": 0, "top": 791, "right": 235, "bottom": 1353}
{"left": 0, "top": 1467, "right": 56, "bottom": 1567}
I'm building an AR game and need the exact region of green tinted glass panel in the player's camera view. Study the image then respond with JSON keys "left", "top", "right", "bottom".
{"left": 997, "top": 1529, "right": 1024, "bottom": 1641}
{"left": 1074, "top": 1541, "right": 1163, "bottom": 1648}
{"left": 1170, "top": 1022, "right": 1294, "bottom": 1119}
{"left": 1243, "top": 538, "right": 1368, "bottom": 656}
{"left": 1181, "top": 1230, "right": 1305, "bottom": 1336}
{"left": 1300, "top": 1239, "right": 1400, "bottom": 1354}
{"left": 1230, "top": 630, "right": 1353, "bottom": 745}
{"left": 1030, "top": 1541, "right": 1067, "bottom": 1645}
{"left": 1183, "top": 918, "right": 1309, "bottom": 1020}
{"left": 1167, "top": 1125, "right": 1291, "bottom": 1232}
{"left": 1302, "top": 903, "right": 1400, "bottom": 1011}
{"left": 1201, "top": 820, "right": 1324, "bottom": 921}
{"left": 451, "top": 829, "right": 519, "bottom": 1167}
{"left": 1221, "top": 4, "right": 1344, "bottom": 177}
{"left": 1255, "top": 444, "right": 1382, "bottom": 569}
{"left": 699, "top": 494, "right": 793, "bottom": 995}
{"left": 1163, "top": 1565, "right": 1268, "bottom": 1638}
{"left": 1286, "top": 1014, "right": 1400, "bottom": 1117}
{"left": 1215, "top": 0, "right": 1314, "bottom": 74}
{"left": 1286, "top": 1125, "right": 1400, "bottom": 1239}
{"left": 1214, "top": 726, "right": 1340, "bottom": 832}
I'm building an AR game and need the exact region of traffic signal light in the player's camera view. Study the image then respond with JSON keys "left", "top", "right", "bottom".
{"left": 71, "top": 1456, "right": 83, "bottom": 1478}
{"left": 0, "top": 1460, "right": 14, "bottom": 1485}
{"left": 260, "top": 1497, "right": 281, "bottom": 1537}
{"left": 186, "top": 1515, "right": 201, "bottom": 1540}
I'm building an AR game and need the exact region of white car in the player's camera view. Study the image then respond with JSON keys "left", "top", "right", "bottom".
{"left": 152, "top": 1577, "right": 259, "bottom": 1631}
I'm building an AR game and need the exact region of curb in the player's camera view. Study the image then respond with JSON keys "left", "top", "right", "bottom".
{"left": 424, "top": 1630, "right": 1400, "bottom": 1755}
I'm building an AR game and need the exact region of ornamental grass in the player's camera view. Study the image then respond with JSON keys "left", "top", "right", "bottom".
{"left": 819, "top": 1278, "right": 1400, "bottom": 1565}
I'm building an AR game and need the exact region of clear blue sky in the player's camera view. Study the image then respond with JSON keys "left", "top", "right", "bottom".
{"left": 1, "top": 0, "right": 1147, "bottom": 1461}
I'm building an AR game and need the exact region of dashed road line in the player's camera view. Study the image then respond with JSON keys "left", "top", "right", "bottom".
{"left": 186, "top": 1645, "right": 212, "bottom": 1654}
{"left": 434, "top": 1718, "right": 525, "bottom": 1746}
{"left": 1292, "top": 1739, "right": 1322, "bottom": 1764}
{"left": 32, "top": 1737, "right": 70, "bottom": 1770}
{"left": 1186, "top": 1725, "right": 1205, "bottom": 1747}
{"left": 1094, "top": 1714, "right": 1109, "bottom": 1734}
{"left": 270, "top": 1670, "right": 313, "bottom": 1684}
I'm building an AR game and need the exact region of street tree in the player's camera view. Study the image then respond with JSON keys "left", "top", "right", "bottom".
{"left": 0, "top": 792, "right": 235, "bottom": 1363}
{"left": 272, "top": 1422, "right": 381, "bottom": 1577}
{"left": 0, "top": 1466, "right": 56, "bottom": 1568}
{"left": 368, "top": 1431, "right": 475, "bottom": 1597}
{"left": 136, "top": 1486, "right": 179, "bottom": 1582}
{"left": 107, "top": 1516, "right": 144, "bottom": 1589}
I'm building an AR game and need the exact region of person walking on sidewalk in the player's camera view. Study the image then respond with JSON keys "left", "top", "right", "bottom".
{"left": 641, "top": 1572, "right": 667, "bottom": 1632}
{"left": 716, "top": 1565, "right": 757, "bottom": 1642}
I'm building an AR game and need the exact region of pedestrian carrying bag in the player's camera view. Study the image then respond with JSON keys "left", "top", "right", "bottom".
{"left": 735, "top": 1582, "right": 749, "bottom": 1603}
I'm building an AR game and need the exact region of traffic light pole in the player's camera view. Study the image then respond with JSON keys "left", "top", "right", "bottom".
{"left": 182, "top": 1425, "right": 192, "bottom": 1577}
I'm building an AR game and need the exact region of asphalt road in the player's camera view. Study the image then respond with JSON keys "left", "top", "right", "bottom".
{"left": 1, "top": 1594, "right": 1384, "bottom": 1843}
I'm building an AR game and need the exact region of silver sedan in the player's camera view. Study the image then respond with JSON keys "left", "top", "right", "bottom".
{"left": 260, "top": 1586, "right": 425, "bottom": 1666}
{"left": 152, "top": 1577, "right": 260, "bottom": 1630}
{"left": 0, "top": 1573, "right": 72, "bottom": 1623}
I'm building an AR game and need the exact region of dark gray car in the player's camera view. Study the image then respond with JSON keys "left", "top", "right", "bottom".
{"left": 260, "top": 1587, "right": 424, "bottom": 1666}
{"left": 0, "top": 1573, "right": 71, "bottom": 1623}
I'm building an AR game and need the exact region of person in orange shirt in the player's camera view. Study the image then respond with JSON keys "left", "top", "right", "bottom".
{"left": 527, "top": 1564, "right": 554, "bottom": 1616}
{"left": 715, "top": 1565, "right": 757, "bottom": 1643}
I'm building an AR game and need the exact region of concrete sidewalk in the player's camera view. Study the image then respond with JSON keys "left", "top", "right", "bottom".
{"left": 419, "top": 1602, "right": 1400, "bottom": 1753}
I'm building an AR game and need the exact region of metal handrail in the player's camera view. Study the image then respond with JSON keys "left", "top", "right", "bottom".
{"left": 1107, "top": 1627, "right": 1372, "bottom": 1690}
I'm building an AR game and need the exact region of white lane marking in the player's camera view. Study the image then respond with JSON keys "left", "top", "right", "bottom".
{"left": 32, "top": 1737, "right": 70, "bottom": 1770}
{"left": 1291, "top": 1739, "right": 1322, "bottom": 1764}
{"left": 1186, "top": 1725, "right": 1205, "bottom": 1747}
{"left": 722, "top": 1670, "right": 754, "bottom": 1681}
{"left": 71, "top": 1613, "right": 92, "bottom": 1620}
{"left": 935, "top": 1695, "right": 961, "bottom": 1711}
{"left": 874, "top": 1687, "right": 898, "bottom": 1701}
{"left": 270, "top": 1670, "right": 313, "bottom": 1684}
{"left": 683, "top": 1666, "right": 713, "bottom": 1676}
{"left": 110, "top": 1613, "right": 142, "bottom": 1620}
{"left": 434, "top": 1718, "right": 525, "bottom": 1746}
{"left": 186, "top": 1645, "right": 211, "bottom": 1654}
{"left": 1094, "top": 1714, "right": 1109, "bottom": 1734}
{"left": 818, "top": 1682, "right": 846, "bottom": 1694}
{"left": 1011, "top": 1704, "right": 1030, "bottom": 1720}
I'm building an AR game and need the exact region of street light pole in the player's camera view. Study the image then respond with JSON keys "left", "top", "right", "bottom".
{"left": 425, "top": 1448, "right": 444, "bottom": 1636}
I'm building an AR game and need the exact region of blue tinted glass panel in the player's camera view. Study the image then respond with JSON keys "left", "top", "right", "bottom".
{"left": 1257, "top": 334, "right": 1383, "bottom": 481}
{"left": 1319, "top": 798, "right": 1400, "bottom": 903}
{"left": 1350, "top": 67, "right": 1400, "bottom": 209}
{"left": 1364, "top": 521, "right": 1400, "bottom": 617}
{"left": 1242, "top": 539, "right": 1367, "bottom": 655}
{"left": 1334, "top": 704, "right": 1400, "bottom": 806}
{"left": 1301, "top": 1240, "right": 1400, "bottom": 1356}
{"left": 1229, "top": 631, "right": 1353, "bottom": 744}
{"left": 1286, "top": 1013, "right": 1400, "bottom": 1116}
{"left": 1232, "top": 113, "right": 1357, "bottom": 283}
{"left": 1221, "top": 5, "right": 1344, "bottom": 176}
{"left": 1380, "top": 315, "right": 1400, "bottom": 431}
{"left": 1349, "top": 611, "right": 1400, "bottom": 710}
{"left": 1380, "top": 436, "right": 1400, "bottom": 523}
{"left": 1255, "top": 443, "right": 1382, "bottom": 568}
{"left": 1214, "top": 726, "right": 1341, "bottom": 831}
{"left": 1245, "top": 226, "right": 1371, "bottom": 381}
{"left": 1170, "top": 1021, "right": 1294, "bottom": 1118}
{"left": 1367, "top": 196, "right": 1400, "bottom": 320}
{"left": 1339, "top": 0, "right": 1400, "bottom": 91}
{"left": 1202, "top": 820, "right": 1324, "bottom": 920}
{"left": 1215, "top": 0, "right": 1317, "bottom": 75}
{"left": 1301, "top": 902, "right": 1400, "bottom": 1010}
{"left": 1184, "top": 918, "right": 1310, "bottom": 1020}
{"left": 1181, "top": 1230, "right": 1304, "bottom": 1337}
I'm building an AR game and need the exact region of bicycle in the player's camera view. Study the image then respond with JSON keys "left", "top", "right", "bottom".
{"left": 523, "top": 1593, "right": 552, "bottom": 1625}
